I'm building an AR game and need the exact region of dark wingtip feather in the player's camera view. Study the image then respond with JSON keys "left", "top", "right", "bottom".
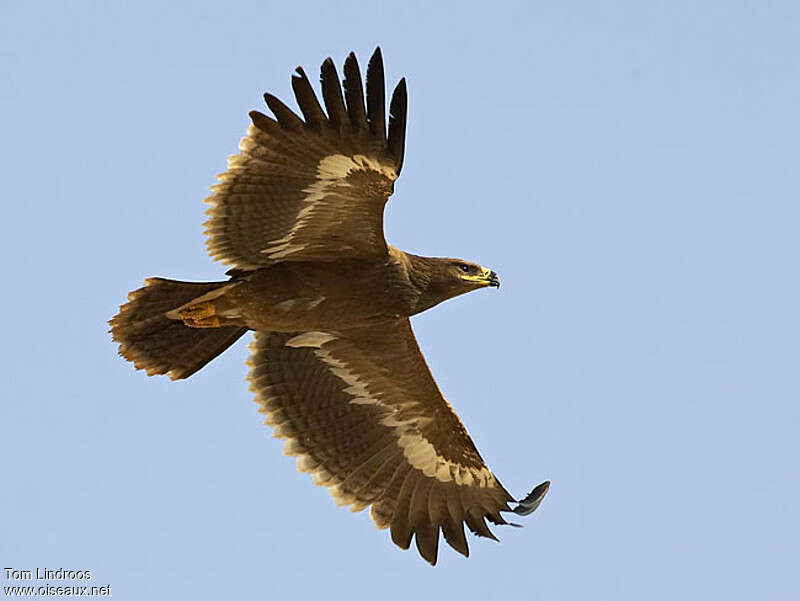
{"left": 441, "top": 518, "right": 469, "bottom": 558}
{"left": 465, "top": 508, "right": 500, "bottom": 542}
{"left": 366, "top": 47, "right": 386, "bottom": 141}
{"left": 290, "top": 66, "right": 326, "bottom": 127}
{"left": 249, "top": 110, "right": 276, "bottom": 133}
{"left": 443, "top": 487, "right": 470, "bottom": 557}
{"left": 263, "top": 92, "right": 303, "bottom": 129}
{"left": 390, "top": 471, "right": 418, "bottom": 550}
{"left": 343, "top": 52, "right": 367, "bottom": 129}
{"left": 388, "top": 77, "right": 408, "bottom": 174}
{"left": 511, "top": 480, "right": 550, "bottom": 516}
{"left": 320, "top": 57, "right": 347, "bottom": 127}
{"left": 414, "top": 519, "right": 440, "bottom": 566}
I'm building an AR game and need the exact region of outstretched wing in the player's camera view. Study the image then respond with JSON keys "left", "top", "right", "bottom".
{"left": 248, "top": 319, "right": 542, "bottom": 565}
{"left": 204, "top": 47, "right": 408, "bottom": 270}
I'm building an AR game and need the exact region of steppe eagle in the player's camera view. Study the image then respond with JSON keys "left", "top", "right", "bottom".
{"left": 110, "top": 47, "right": 549, "bottom": 565}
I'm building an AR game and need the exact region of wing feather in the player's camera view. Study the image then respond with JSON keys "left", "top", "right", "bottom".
{"left": 464, "top": 497, "right": 499, "bottom": 542}
{"left": 443, "top": 484, "right": 471, "bottom": 557}
{"left": 366, "top": 47, "right": 387, "bottom": 142}
{"left": 390, "top": 469, "right": 419, "bottom": 550}
{"left": 291, "top": 67, "right": 326, "bottom": 127}
{"left": 372, "top": 461, "right": 412, "bottom": 530}
{"left": 336, "top": 437, "right": 400, "bottom": 509}
{"left": 388, "top": 78, "right": 408, "bottom": 175}
{"left": 427, "top": 482, "right": 449, "bottom": 532}
{"left": 343, "top": 51, "right": 368, "bottom": 129}
{"left": 408, "top": 476, "right": 439, "bottom": 564}
{"left": 360, "top": 452, "right": 407, "bottom": 518}
{"left": 320, "top": 58, "right": 347, "bottom": 128}
{"left": 262, "top": 92, "right": 304, "bottom": 129}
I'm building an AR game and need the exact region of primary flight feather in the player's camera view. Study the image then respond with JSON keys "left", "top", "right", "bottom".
{"left": 110, "top": 47, "right": 549, "bottom": 565}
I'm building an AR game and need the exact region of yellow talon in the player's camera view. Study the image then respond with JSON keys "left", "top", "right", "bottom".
{"left": 179, "top": 302, "right": 220, "bottom": 328}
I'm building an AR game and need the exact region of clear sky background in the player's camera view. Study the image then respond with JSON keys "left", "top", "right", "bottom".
{"left": 2, "top": 1, "right": 798, "bottom": 599}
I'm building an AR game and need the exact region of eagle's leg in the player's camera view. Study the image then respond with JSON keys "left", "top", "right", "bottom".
{"left": 178, "top": 301, "right": 221, "bottom": 328}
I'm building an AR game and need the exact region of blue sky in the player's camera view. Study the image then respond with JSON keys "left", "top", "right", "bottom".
{"left": 2, "top": 1, "right": 798, "bottom": 599}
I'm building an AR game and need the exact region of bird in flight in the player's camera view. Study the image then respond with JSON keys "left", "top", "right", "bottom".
{"left": 110, "top": 47, "right": 549, "bottom": 565}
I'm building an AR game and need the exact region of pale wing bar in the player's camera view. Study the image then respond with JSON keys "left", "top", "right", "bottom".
{"left": 247, "top": 320, "right": 546, "bottom": 564}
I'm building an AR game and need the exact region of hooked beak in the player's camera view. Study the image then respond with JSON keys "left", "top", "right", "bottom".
{"left": 460, "top": 266, "right": 501, "bottom": 288}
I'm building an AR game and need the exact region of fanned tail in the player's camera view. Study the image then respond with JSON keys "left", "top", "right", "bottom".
{"left": 110, "top": 277, "right": 247, "bottom": 380}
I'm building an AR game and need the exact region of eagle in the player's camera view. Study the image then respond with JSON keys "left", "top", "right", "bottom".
{"left": 110, "top": 47, "right": 549, "bottom": 565}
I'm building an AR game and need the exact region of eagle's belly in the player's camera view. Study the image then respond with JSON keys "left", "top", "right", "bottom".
{"left": 222, "top": 260, "right": 414, "bottom": 332}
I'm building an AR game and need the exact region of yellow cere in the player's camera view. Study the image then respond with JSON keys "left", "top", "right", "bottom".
{"left": 460, "top": 266, "right": 493, "bottom": 285}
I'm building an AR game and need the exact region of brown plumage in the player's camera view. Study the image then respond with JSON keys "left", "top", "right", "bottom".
{"left": 110, "top": 47, "right": 549, "bottom": 565}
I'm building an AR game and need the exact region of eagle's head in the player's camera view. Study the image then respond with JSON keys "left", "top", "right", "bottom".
{"left": 445, "top": 259, "right": 501, "bottom": 291}
{"left": 408, "top": 256, "right": 500, "bottom": 314}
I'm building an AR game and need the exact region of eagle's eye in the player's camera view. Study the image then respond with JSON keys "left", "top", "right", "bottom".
{"left": 458, "top": 264, "right": 471, "bottom": 274}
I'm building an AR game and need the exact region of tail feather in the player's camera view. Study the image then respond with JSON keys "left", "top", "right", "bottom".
{"left": 110, "top": 277, "right": 248, "bottom": 380}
